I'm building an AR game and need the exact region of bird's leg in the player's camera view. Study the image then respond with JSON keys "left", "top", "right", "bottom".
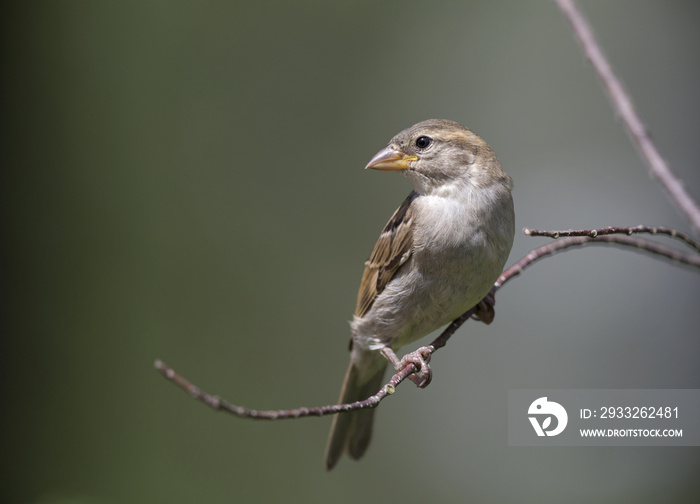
{"left": 471, "top": 290, "right": 496, "bottom": 325}
{"left": 381, "top": 346, "right": 434, "bottom": 388}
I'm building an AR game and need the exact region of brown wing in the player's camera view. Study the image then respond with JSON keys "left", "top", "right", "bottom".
{"left": 354, "top": 191, "right": 419, "bottom": 318}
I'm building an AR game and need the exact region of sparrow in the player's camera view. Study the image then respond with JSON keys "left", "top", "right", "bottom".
{"left": 324, "top": 119, "right": 515, "bottom": 470}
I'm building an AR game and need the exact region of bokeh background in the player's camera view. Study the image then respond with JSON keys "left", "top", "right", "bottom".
{"left": 3, "top": 1, "right": 699, "bottom": 503}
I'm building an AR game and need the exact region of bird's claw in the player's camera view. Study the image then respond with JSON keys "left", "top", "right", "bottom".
{"left": 472, "top": 291, "right": 496, "bottom": 325}
{"left": 381, "top": 345, "right": 435, "bottom": 388}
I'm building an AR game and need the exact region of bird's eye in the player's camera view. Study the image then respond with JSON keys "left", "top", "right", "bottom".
{"left": 415, "top": 136, "right": 432, "bottom": 149}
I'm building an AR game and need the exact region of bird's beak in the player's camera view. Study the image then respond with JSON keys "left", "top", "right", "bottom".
{"left": 365, "top": 145, "right": 418, "bottom": 171}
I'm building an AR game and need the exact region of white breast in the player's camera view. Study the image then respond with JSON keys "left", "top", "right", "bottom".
{"left": 352, "top": 183, "right": 514, "bottom": 352}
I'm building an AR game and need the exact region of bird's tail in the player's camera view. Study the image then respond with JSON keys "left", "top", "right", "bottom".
{"left": 324, "top": 352, "right": 387, "bottom": 470}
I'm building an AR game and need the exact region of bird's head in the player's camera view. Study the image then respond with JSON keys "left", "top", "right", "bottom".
{"left": 365, "top": 119, "right": 509, "bottom": 194}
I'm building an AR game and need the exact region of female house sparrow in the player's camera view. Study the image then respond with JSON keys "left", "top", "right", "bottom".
{"left": 325, "top": 119, "right": 515, "bottom": 470}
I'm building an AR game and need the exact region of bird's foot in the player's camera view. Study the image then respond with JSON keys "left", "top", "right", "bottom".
{"left": 472, "top": 290, "right": 496, "bottom": 325}
{"left": 381, "top": 346, "right": 434, "bottom": 388}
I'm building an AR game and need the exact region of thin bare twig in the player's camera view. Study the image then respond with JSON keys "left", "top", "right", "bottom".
{"left": 586, "top": 235, "right": 700, "bottom": 267}
{"left": 155, "top": 231, "right": 699, "bottom": 420}
{"left": 154, "top": 358, "right": 414, "bottom": 419}
{"left": 502, "top": 235, "right": 700, "bottom": 289}
{"left": 553, "top": 0, "right": 700, "bottom": 233}
{"left": 524, "top": 225, "right": 700, "bottom": 253}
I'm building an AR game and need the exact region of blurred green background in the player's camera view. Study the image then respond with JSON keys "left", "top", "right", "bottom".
{"left": 3, "top": 1, "right": 699, "bottom": 503}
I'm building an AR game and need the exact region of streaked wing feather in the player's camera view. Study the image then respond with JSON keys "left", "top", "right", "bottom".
{"left": 355, "top": 191, "right": 418, "bottom": 317}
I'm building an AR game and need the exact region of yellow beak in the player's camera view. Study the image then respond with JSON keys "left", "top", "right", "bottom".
{"left": 365, "top": 145, "right": 418, "bottom": 171}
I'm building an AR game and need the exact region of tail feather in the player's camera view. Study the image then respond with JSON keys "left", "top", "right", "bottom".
{"left": 324, "top": 357, "right": 386, "bottom": 470}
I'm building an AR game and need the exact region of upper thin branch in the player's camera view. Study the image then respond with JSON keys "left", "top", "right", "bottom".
{"left": 553, "top": 0, "right": 700, "bottom": 233}
{"left": 524, "top": 225, "right": 700, "bottom": 253}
